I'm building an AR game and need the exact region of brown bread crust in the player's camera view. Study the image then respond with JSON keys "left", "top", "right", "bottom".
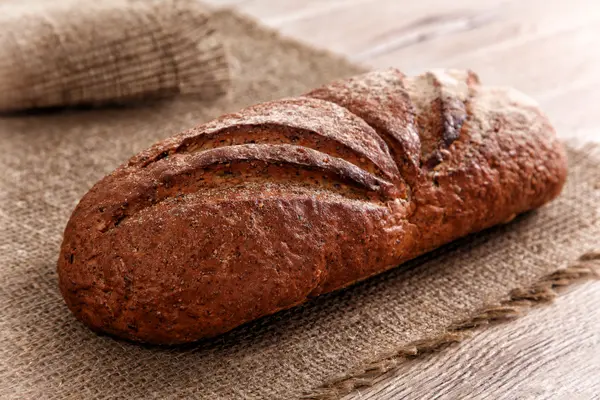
{"left": 57, "top": 69, "right": 568, "bottom": 344}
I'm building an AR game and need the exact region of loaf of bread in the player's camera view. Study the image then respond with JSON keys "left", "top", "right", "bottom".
{"left": 58, "top": 69, "right": 567, "bottom": 344}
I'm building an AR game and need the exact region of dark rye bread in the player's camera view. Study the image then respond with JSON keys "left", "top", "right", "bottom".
{"left": 57, "top": 68, "right": 568, "bottom": 344}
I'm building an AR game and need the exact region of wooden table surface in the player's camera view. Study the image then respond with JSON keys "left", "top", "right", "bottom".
{"left": 207, "top": 1, "right": 600, "bottom": 398}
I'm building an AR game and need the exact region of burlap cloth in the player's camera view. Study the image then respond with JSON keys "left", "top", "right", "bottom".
{"left": 1, "top": 6, "right": 599, "bottom": 400}
{"left": 0, "top": 0, "right": 230, "bottom": 111}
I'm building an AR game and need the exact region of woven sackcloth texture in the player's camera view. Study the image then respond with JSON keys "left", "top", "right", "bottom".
{"left": 0, "top": 0, "right": 230, "bottom": 112}
{"left": 1, "top": 6, "right": 599, "bottom": 400}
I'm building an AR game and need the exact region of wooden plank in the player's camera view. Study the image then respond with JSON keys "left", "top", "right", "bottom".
{"left": 207, "top": 0, "right": 600, "bottom": 141}
{"left": 367, "top": 0, "right": 600, "bottom": 88}
{"left": 228, "top": 0, "right": 377, "bottom": 24}
{"left": 360, "top": 0, "right": 600, "bottom": 141}
{"left": 267, "top": 0, "right": 508, "bottom": 56}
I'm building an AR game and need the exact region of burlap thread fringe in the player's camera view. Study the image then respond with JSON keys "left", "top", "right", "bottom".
{"left": 304, "top": 251, "right": 600, "bottom": 400}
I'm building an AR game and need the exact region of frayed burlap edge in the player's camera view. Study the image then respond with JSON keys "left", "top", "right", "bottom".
{"left": 303, "top": 251, "right": 600, "bottom": 400}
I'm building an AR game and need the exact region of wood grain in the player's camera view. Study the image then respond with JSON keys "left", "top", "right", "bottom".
{"left": 208, "top": 0, "right": 600, "bottom": 143}
{"left": 206, "top": 0, "right": 600, "bottom": 398}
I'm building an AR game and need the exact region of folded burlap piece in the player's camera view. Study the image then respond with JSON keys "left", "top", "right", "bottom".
{"left": 1, "top": 7, "right": 598, "bottom": 400}
{"left": 0, "top": 0, "right": 230, "bottom": 112}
